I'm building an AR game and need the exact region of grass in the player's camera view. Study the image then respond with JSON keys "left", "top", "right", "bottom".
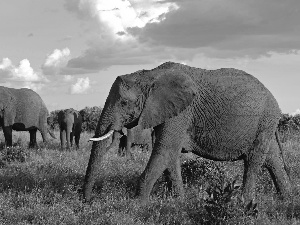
{"left": 0, "top": 130, "right": 300, "bottom": 224}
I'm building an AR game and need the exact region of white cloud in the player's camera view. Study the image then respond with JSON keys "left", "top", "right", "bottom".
{"left": 66, "top": 0, "right": 178, "bottom": 40}
{"left": 95, "top": 0, "right": 178, "bottom": 40}
{"left": 12, "top": 59, "right": 41, "bottom": 82}
{"left": 0, "top": 58, "right": 47, "bottom": 91}
{"left": 42, "top": 48, "right": 71, "bottom": 75}
{"left": 64, "top": 0, "right": 300, "bottom": 72}
{"left": 63, "top": 75, "right": 74, "bottom": 82}
{"left": 0, "top": 58, "right": 13, "bottom": 70}
{"left": 44, "top": 48, "right": 70, "bottom": 67}
{"left": 70, "top": 77, "right": 90, "bottom": 94}
{"left": 22, "top": 82, "right": 45, "bottom": 91}
{"left": 64, "top": 0, "right": 180, "bottom": 71}
{"left": 290, "top": 109, "right": 300, "bottom": 116}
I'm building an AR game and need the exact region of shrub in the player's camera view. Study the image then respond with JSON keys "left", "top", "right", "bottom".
{"left": 278, "top": 113, "right": 300, "bottom": 132}
{"left": 79, "top": 106, "right": 102, "bottom": 132}
{"left": 48, "top": 110, "right": 60, "bottom": 130}
{"left": 48, "top": 106, "right": 102, "bottom": 132}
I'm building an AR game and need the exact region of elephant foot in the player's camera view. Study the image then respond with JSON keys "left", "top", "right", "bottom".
{"left": 136, "top": 195, "right": 150, "bottom": 206}
{"left": 29, "top": 143, "right": 38, "bottom": 149}
{"left": 243, "top": 199, "right": 258, "bottom": 217}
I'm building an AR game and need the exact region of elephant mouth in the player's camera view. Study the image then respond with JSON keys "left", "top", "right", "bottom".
{"left": 124, "top": 118, "right": 139, "bottom": 129}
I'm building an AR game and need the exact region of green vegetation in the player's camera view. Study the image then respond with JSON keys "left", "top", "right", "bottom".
{"left": 48, "top": 106, "right": 102, "bottom": 132}
{"left": 0, "top": 121, "right": 300, "bottom": 224}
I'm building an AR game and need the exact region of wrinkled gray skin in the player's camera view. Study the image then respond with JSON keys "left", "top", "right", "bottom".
{"left": 58, "top": 108, "right": 82, "bottom": 150}
{"left": 0, "top": 86, "right": 55, "bottom": 148}
{"left": 83, "top": 62, "right": 291, "bottom": 204}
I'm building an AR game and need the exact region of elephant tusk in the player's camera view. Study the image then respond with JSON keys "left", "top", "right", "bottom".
{"left": 89, "top": 130, "right": 114, "bottom": 142}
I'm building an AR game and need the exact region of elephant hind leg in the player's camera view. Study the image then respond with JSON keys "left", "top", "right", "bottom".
{"left": 3, "top": 125, "right": 13, "bottom": 147}
{"left": 29, "top": 128, "right": 38, "bottom": 148}
{"left": 242, "top": 132, "right": 271, "bottom": 203}
{"left": 264, "top": 139, "right": 291, "bottom": 199}
{"left": 164, "top": 155, "right": 184, "bottom": 198}
{"left": 60, "top": 130, "right": 66, "bottom": 150}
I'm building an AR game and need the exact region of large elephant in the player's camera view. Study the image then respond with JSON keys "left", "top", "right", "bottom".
{"left": 0, "top": 86, "right": 55, "bottom": 148}
{"left": 84, "top": 62, "right": 291, "bottom": 204}
{"left": 58, "top": 108, "right": 82, "bottom": 150}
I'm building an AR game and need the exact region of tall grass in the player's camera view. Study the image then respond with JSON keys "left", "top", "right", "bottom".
{"left": 0, "top": 130, "right": 300, "bottom": 224}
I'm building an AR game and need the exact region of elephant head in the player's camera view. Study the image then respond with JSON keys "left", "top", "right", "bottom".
{"left": 0, "top": 87, "right": 16, "bottom": 126}
{"left": 84, "top": 63, "right": 197, "bottom": 201}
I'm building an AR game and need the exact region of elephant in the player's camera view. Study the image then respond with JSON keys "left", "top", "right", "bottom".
{"left": 117, "top": 133, "right": 128, "bottom": 156}
{"left": 58, "top": 108, "right": 82, "bottom": 150}
{"left": 0, "top": 86, "right": 55, "bottom": 148}
{"left": 117, "top": 126, "right": 154, "bottom": 157}
{"left": 84, "top": 62, "right": 291, "bottom": 204}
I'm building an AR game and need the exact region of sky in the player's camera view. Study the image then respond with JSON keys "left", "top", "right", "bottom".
{"left": 0, "top": 0, "right": 300, "bottom": 114}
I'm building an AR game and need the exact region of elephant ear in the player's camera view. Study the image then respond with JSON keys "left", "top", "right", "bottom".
{"left": 1, "top": 89, "right": 17, "bottom": 126}
{"left": 138, "top": 72, "right": 197, "bottom": 129}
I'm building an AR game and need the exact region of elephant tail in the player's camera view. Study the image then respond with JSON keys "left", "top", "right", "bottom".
{"left": 48, "top": 128, "right": 56, "bottom": 139}
{"left": 275, "top": 130, "right": 290, "bottom": 177}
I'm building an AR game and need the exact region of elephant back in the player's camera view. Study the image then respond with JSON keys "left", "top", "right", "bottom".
{"left": 8, "top": 87, "right": 47, "bottom": 128}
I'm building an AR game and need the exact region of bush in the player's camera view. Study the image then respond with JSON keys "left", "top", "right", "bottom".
{"left": 278, "top": 113, "right": 300, "bottom": 132}
{"left": 48, "top": 110, "right": 60, "bottom": 130}
{"left": 79, "top": 106, "right": 102, "bottom": 132}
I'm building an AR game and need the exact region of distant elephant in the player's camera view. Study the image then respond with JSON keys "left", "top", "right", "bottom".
{"left": 84, "top": 62, "right": 291, "bottom": 204}
{"left": 0, "top": 86, "right": 55, "bottom": 148}
{"left": 117, "top": 126, "right": 154, "bottom": 157}
{"left": 58, "top": 108, "right": 82, "bottom": 150}
{"left": 117, "top": 134, "right": 128, "bottom": 156}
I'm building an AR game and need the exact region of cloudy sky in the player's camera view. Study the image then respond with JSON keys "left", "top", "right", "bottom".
{"left": 0, "top": 0, "right": 299, "bottom": 114}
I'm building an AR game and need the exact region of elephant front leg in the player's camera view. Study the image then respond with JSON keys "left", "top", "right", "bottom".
{"left": 3, "top": 125, "right": 13, "bottom": 147}
{"left": 137, "top": 147, "right": 170, "bottom": 202}
{"left": 70, "top": 131, "right": 74, "bottom": 147}
{"left": 66, "top": 127, "right": 71, "bottom": 150}
{"left": 164, "top": 156, "right": 184, "bottom": 198}
{"left": 137, "top": 124, "right": 185, "bottom": 203}
{"left": 60, "top": 130, "right": 66, "bottom": 150}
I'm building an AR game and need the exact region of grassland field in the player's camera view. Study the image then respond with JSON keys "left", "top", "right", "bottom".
{"left": 0, "top": 130, "right": 300, "bottom": 224}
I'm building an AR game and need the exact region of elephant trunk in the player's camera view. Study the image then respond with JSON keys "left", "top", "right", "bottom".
{"left": 83, "top": 130, "right": 123, "bottom": 202}
{"left": 83, "top": 96, "right": 123, "bottom": 201}
{"left": 47, "top": 128, "right": 56, "bottom": 139}
{"left": 83, "top": 140, "right": 108, "bottom": 202}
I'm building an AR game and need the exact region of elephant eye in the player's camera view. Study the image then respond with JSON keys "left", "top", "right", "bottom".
{"left": 120, "top": 99, "right": 128, "bottom": 107}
